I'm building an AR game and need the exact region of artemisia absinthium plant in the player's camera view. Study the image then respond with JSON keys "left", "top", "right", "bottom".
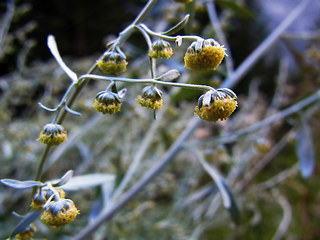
{"left": 1, "top": 0, "right": 237, "bottom": 238}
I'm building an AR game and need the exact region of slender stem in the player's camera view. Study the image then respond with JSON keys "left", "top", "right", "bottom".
{"left": 139, "top": 23, "right": 201, "bottom": 42}
{"left": 206, "top": 0, "right": 234, "bottom": 75}
{"left": 79, "top": 74, "right": 215, "bottom": 92}
{"left": 132, "top": 0, "right": 158, "bottom": 25}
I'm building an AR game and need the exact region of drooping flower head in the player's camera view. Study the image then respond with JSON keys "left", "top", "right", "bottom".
{"left": 38, "top": 123, "right": 67, "bottom": 146}
{"left": 97, "top": 51, "right": 128, "bottom": 75}
{"left": 137, "top": 86, "right": 163, "bottom": 110}
{"left": 93, "top": 90, "right": 122, "bottom": 115}
{"left": 41, "top": 198, "right": 79, "bottom": 227}
{"left": 184, "top": 38, "right": 227, "bottom": 71}
{"left": 148, "top": 39, "right": 173, "bottom": 59}
{"left": 195, "top": 88, "right": 237, "bottom": 122}
{"left": 31, "top": 188, "right": 66, "bottom": 211}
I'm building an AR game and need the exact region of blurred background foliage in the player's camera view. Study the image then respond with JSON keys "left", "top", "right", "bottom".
{"left": 1, "top": 0, "right": 320, "bottom": 239}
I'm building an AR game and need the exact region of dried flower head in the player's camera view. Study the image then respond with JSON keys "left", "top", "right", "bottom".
{"left": 137, "top": 86, "right": 163, "bottom": 110}
{"left": 93, "top": 90, "right": 122, "bottom": 114}
{"left": 97, "top": 51, "right": 128, "bottom": 75}
{"left": 38, "top": 123, "right": 67, "bottom": 146}
{"left": 184, "top": 38, "right": 227, "bottom": 71}
{"left": 148, "top": 39, "right": 173, "bottom": 59}
{"left": 195, "top": 88, "right": 237, "bottom": 122}
{"left": 15, "top": 224, "right": 37, "bottom": 240}
{"left": 41, "top": 198, "right": 79, "bottom": 227}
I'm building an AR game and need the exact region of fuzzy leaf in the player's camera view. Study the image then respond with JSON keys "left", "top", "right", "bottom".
{"left": 221, "top": 180, "right": 240, "bottom": 224}
{"left": 47, "top": 35, "right": 78, "bottom": 82}
{"left": 50, "top": 173, "right": 115, "bottom": 191}
{"left": 198, "top": 156, "right": 240, "bottom": 223}
{"left": 0, "top": 179, "right": 44, "bottom": 189}
{"left": 157, "top": 70, "right": 180, "bottom": 82}
{"left": 10, "top": 211, "right": 41, "bottom": 237}
{"left": 296, "top": 119, "right": 315, "bottom": 178}
{"left": 162, "top": 14, "right": 190, "bottom": 35}
{"left": 216, "top": 0, "right": 255, "bottom": 19}
{"left": 52, "top": 170, "right": 74, "bottom": 187}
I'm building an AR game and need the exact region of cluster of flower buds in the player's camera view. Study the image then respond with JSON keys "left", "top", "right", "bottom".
{"left": 137, "top": 85, "right": 163, "bottom": 110}
{"left": 38, "top": 123, "right": 67, "bottom": 146}
{"left": 184, "top": 38, "right": 227, "bottom": 71}
{"left": 31, "top": 188, "right": 79, "bottom": 227}
{"left": 148, "top": 39, "right": 173, "bottom": 59}
{"left": 195, "top": 88, "right": 238, "bottom": 122}
{"left": 93, "top": 90, "right": 123, "bottom": 115}
{"left": 97, "top": 51, "right": 128, "bottom": 75}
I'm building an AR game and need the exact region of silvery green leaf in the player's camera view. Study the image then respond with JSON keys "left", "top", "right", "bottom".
{"left": 64, "top": 104, "right": 81, "bottom": 116}
{"left": 162, "top": 14, "right": 190, "bottom": 35}
{"left": 47, "top": 35, "right": 78, "bottom": 82}
{"left": 296, "top": 118, "right": 315, "bottom": 178}
{"left": 52, "top": 170, "right": 74, "bottom": 187}
{"left": 0, "top": 179, "right": 44, "bottom": 189}
{"left": 53, "top": 173, "right": 115, "bottom": 191}
{"left": 10, "top": 211, "right": 41, "bottom": 237}
{"left": 221, "top": 180, "right": 240, "bottom": 224}
{"left": 38, "top": 102, "right": 57, "bottom": 112}
{"left": 197, "top": 154, "right": 240, "bottom": 223}
{"left": 157, "top": 70, "right": 180, "bottom": 82}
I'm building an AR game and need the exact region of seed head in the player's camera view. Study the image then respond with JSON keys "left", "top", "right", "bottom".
{"left": 184, "top": 38, "right": 227, "bottom": 71}
{"left": 38, "top": 123, "right": 67, "bottom": 146}
{"left": 41, "top": 198, "right": 79, "bottom": 227}
{"left": 195, "top": 88, "right": 237, "bottom": 122}
{"left": 97, "top": 51, "right": 128, "bottom": 75}
{"left": 137, "top": 86, "right": 163, "bottom": 110}
{"left": 93, "top": 90, "right": 122, "bottom": 115}
{"left": 148, "top": 40, "right": 173, "bottom": 59}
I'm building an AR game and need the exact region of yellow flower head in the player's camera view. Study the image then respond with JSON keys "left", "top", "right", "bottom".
{"left": 15, "top": 224, "right": 37, "bottom": 240}
{"left": 97, "top": 51, "right": 128, "bottom": 75}
{"left": 195, "top": 88, "right": 237, "bottom": 122}
{"left": 184, "top": 38, "right": 227, "bottom": 71}
{"left": 31, "top": 188, "right": 66, "bottom": 210}
{"left": 38, "top": 123, "right": 67, "bottom": 146}
{"left": 137, "top": 86, "right": 163, "bottom": 110}
{"left": 148, "top": 39, "right": 173, "bottom": 59}
{"left": 93, "top": 90, "right": 122, "bottom": 115}
{"left": 41, "top": 198, "right": 79, "bottom": 227}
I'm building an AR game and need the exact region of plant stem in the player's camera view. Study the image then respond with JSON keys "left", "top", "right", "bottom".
{"left": 79, "top": 74, "right": 215, "bottom": 92}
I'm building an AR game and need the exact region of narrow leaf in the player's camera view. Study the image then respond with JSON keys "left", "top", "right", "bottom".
{"left": 10, "top": 211, "right": 41, "bottom": 237}
{"left": 0, "top": 179, "right": 44, "bottom": 189}
{"left": 296, "top": 119, "right": 315, "bottom": 178}
{"left": 49, "top": 174, "right": 115, "bottom": 191}
{"left": 52, "top": 170, "right": 74, "bottom": 187}
{"left": 157, "top": 70, "right": 180, "bottom": 82}
{"left": 38, "top": 102, "right": 57, "bottom": 112}
{"left": 162, "top": 14, "right": 190, "bottom": 35}
{"left": 47, "top": 35, "right": 78, "bottom": 82}
{"left": 197, "top": 154, "right": 240, "bottom": 223}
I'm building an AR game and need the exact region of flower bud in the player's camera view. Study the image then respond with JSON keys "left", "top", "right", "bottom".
{"left": 41, "top": 198, "right": 79, "bottom": 227}
{"left": 93, "top": 90, "right": 122, "bottom": 115}
{"left": 38, "top": 123, "right": 67, "bottom": 146}
{"left": 148, "top": 40, "right": 173, "bottom": 59}
{"left": 30, "top": 193, "right": 47, "bottom": 211}
{"left": 15, "top": 224, "right": 37, "bottom": 240}
{"left": 137, "top": 86, "right": 163, "bottom": 110}
{"left": 97, "top": 51, "right": 128, "bottom": 75}
{"left": 184, "top": 38, "right": 227, "bottom": 71}
{"left": 195, "top": 88, "right": 237, "bottom": 122}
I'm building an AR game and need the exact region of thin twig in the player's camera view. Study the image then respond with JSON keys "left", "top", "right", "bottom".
{"left": 206, "top": 0, "right": 234, "bottom": 75}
